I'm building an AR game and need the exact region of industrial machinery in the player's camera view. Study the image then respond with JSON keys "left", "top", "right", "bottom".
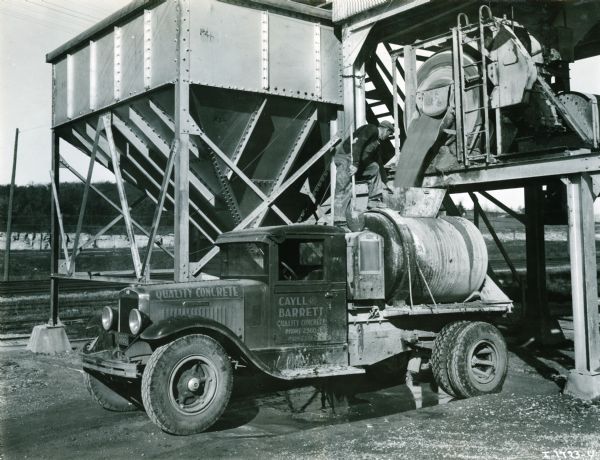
{"left": 82, "top": 197, "right": 512, "bottom": 435}
{"left": 391, "top": 6, "right": 599, "bottom": 187}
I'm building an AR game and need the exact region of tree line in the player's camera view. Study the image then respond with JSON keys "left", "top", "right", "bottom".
{"left": 0, "top": 182, "right": 174, "bottom": 234}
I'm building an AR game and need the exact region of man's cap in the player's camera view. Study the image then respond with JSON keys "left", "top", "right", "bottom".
{"left": 379, "top": 120, "right": 394, "bottom": 131}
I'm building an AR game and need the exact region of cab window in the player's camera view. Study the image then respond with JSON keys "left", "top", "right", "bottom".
{"left": 278, "top": 239, "right": 324, "bottom": 281}
{"left": 220, "top": 242, "right": 268, "bottom": 279}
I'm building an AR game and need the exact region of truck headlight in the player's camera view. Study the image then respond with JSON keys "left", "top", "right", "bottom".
{"left": 101, "top": 306, "right": 116, "bottom": 331}
{"left": 129, "top": 309, "right": 144, "bottom": 335}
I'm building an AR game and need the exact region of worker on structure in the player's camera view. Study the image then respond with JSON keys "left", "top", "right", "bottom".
{"left": 333, "top": 120, "right": 395, "bottom": 227}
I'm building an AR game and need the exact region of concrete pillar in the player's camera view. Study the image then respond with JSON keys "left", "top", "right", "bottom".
{"left": 564, "top": 174, "right": 600, "bottom": 400}
{"left": 29, "top": 130, "right": 71, "bottom": 354}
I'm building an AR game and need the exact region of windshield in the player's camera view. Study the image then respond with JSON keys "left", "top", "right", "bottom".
{"left": 220, "top": 242, "right": 269, "bottom": 279}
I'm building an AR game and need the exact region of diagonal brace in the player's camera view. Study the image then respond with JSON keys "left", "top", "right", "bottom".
{"left": 190, "top": 121, "right": 293, "bottom": 225}
{"left": 70, "top": 116, "right": 103, "bottom": 275}
{"left": 102, "top": 113, "right": 143, "bottom": 279}
{"left": 141, "top": 139, "right": 179, "bottom": 279}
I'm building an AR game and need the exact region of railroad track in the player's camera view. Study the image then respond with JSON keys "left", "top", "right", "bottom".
{"left": 0, "top": 279, "right": 128, "bottom": 297}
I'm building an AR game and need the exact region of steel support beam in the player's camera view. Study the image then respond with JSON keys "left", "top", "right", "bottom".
{"left": 422, "top": 150, "right": 597, "bottom": 191}
{"left": 564, "top": 174, "right": 600, "bottom": 400}
{"left": 174, "top": 0, "right": 191, "bottom": 281}
{"left": 469, "top": 193, "right": 521, "bottom": 287}
{"left": 70, "top": 117, "right": 103, "bottom": 275}
{"left": 49, "top": 171, "right": 69, "bottom": 262}
{"left": 127, "top": 106, "right": 216, "bottom": 205}
{"left": 255, "top": 108, "right": 318, "bottom": 225}
{"left": 73, "top": 195, "right": 150, "bottom": 260}
{"left": 59, "top": 156, "right": 175, "bottom": 257}
{"left": 524, "top": 184, "right": 564, "bottom": 344}
{"left": 104, "top": 114, "right": 143, "bottom": 279}
{"left": 235, "top": 137, "right": 339, "bottom": 230}
{"left": 142, "top": 139, "right": 178, "bottom": 280}
{"left": 478, "top": 190, "right": 526, "bottom": 224}
{"left": 50, "top": 131, "right": 60, "bottom": 326}
{"left": 341, "top": 25, "right": 372, "bottom": 137}
{"left": 190, "top": 123, "right": 293, "bottom": 225}
{"left": 121, "top": 109, "right": 221, "bottom": 238}
{"left": 190, "top": 136, "right": 340, "bottom": 277}
{"left": 227, "top": 98, "right": 267, "bottom": 180}
{"left": 71, "top": 128, "right": 112, "bottom": 170}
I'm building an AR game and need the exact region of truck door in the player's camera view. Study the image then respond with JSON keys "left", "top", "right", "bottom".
{"left": 272, "top": 236, "right": 346, "bottom": 353}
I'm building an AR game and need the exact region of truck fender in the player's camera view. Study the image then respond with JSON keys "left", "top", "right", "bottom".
{"left": 139, "top": 317, "right": 275, "bottom": 377}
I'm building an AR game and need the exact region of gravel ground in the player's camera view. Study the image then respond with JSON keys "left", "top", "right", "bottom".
{"left": 0, "top": 346, "right": 599, "bottom": 460}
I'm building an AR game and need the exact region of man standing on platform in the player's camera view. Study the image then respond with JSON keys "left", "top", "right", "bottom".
{"left": 333, "top": 120, "right": 395, "bottom": 227}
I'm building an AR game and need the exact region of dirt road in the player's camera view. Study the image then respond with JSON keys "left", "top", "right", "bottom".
{"left": 1, "top": 345, "right": 599, "bottom": 460}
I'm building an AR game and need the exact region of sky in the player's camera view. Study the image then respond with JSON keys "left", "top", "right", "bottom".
{"left": 0, "top": 0, "right": 130, "bottom": 186}
{"left": 0, "top": 1, "right": 599, "bottom": 211}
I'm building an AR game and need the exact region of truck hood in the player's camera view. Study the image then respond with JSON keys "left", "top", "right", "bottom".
{"left": 121, "top": 279, "right": 266, "bottom": 336}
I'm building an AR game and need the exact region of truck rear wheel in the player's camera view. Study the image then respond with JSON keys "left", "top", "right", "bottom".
{"left": 447, "top": 322, "right": 508, "bottom": 398}
{"left": 431, "top": 321, "right": 469, "bottom": 397}
{"left": 141, "top": 334, "right": 233, "bottom": 435}
{"left": 84, "top": 372, "right": 138, "bottom": 412}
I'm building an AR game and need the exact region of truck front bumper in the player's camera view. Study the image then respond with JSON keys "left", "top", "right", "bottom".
{"left": 82, "top": 350, "right": 141, "bottom": 379}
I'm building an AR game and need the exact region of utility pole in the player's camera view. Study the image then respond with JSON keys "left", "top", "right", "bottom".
{"left": 3, "top": 128, "right": 19, "bottom": 281}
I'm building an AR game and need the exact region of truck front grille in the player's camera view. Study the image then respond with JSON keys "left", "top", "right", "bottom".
{"left": 118, "top": 295, "right": 138, "bottom": 333}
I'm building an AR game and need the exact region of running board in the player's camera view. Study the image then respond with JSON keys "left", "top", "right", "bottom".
{"left": 279, "top": 365, "right": 366, "bottom": 380}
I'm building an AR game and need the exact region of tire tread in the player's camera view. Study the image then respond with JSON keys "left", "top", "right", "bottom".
{"left": 448, "top": 321, "right": 508, "bottom": 398}
{"left": 84, "top": 371, "right": 137, "bottom": 412}
{"left": 431, "top": 321, "right": 469, "bottom": 397}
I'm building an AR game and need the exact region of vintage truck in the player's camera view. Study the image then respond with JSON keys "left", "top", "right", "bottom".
{"left": 82, "top": 206, "right": 512, "bottom": 435}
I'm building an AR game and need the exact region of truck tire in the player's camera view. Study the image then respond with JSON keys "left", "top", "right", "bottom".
{"left": 141, "top": 334, "right": 233, "bottom": 435}
{"left": 431, "top": 321, "right": 469, "bottom": 397}
{"left": 447, "top": 321, "right": 508, "bottom": 398}
{"left": 84, "top": 372, "right": 138, "bottom": 412}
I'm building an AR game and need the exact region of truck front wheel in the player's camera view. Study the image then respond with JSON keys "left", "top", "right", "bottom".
{"left": 141, "top": 334, "right": 233, "bottom": 435}
{"left": 447, "top": 321, "right": 508, "bottom": 398}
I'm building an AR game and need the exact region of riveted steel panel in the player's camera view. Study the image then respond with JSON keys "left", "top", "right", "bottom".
{"left": 188, "top": 1, "right": 342, "bottom": 104}
{"left": 150, "top": 1, "right": 177, "bottom": 86}
{"left": 120, "top": 16, "right": 145, "bottom": 99}
{"left": 71, "top": 46, "right": 91, "bottom": 118}
{"left": 269, "top": 15, "right": 315, "bottom": 98}
{"left": 189, "top": 1, "right": 263, "bottom": 92}
{"left": 320, "top": 24, "right": 343, "bottom": 104}
{"left": 94, "top": 32, "right": 115, "bottom": 110}
{"left": 53, "top": 58, "right": 69, "bottom": 125}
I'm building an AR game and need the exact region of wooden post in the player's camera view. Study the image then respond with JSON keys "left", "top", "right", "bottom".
{"left": 3, "top": 128, "right": 19, "bottom": 281}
